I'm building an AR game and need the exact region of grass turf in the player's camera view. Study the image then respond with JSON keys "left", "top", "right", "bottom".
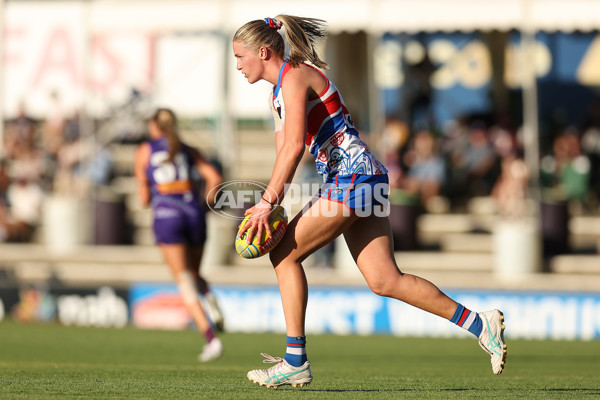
{"left": 0, "top": 320, "right": 599, "bottom": 399}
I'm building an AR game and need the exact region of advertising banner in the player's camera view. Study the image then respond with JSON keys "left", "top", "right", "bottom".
{"left": 0, "top": 285, "right": 128, "bottom": 328}
{"left": 129, "top": 284, "right": 600, "bottom": 340}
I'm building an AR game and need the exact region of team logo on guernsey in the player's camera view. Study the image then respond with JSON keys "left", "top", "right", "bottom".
{"left": 317, "top": 149, "right": 328, "bottom": 162}
{"left": 329, "top": 153, "right": 344, "bottom": 167}
{"left": 330, "top": 131, "right": 344, "bottom": 146}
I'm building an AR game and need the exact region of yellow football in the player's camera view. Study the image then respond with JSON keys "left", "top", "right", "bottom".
{"left": 235, "top": 205, "right": 288, "bottom": 259}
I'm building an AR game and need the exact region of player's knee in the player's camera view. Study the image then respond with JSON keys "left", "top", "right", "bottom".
{"left": 368, "top": 279, "right": 392, "bottom": 297}
{"left": 367, "top": 272, "right": 403, "bottom": 298}
{"left": 269, "top": 242, "right": 300, "bottom": 267}
{"left": 269, "top": 246, "right": 282, "bottom": 266}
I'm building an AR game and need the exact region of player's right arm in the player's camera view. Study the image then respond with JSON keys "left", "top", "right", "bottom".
{"left": 239, "top": 77, "right": 307, "bottom": 244}
{"left": 275, "top": 130, "right": 285, "bottom": 155}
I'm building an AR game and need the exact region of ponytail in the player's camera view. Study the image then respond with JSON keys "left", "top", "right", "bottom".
{"left": 152, "top": 108, "right": 180, "bottom": 162}
{"left": 233, "top": 15, "right": 328, "bottom": 69}
{"left": 275, "top": 15, "right": 328, "bottom": 69}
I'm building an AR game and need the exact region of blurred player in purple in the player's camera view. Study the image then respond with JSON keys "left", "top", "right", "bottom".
{"left": 134, "top": 108, "right": 224, "bottom": 361}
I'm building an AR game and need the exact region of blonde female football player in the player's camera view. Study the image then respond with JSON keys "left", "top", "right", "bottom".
{"left": 233, "top": 15, "right": 507, "bottom": 388}
{"left": 134, "top": 108, "right": 225, "bottom": 361}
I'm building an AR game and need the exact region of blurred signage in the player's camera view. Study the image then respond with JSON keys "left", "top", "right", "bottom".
{"left": 6, "top": 1, "right": 600, "bottom": 125}
{"left": 3, "top": 3, "right": 226, "bottom": 119}
{"left": 199, "top": 285, "right": 599, "bottom": 340}
{"left": 56, "top": 286, "right": 129, "bottom": 328}
{"left": 130, "top": 284, "right": 191, "bottom": 330}
{"left": 4, "top": 283, "right": 599, "bottom": 340}
{"left": 0, "top": 286, "right": 129, "bottom": 328}
{"left": 4, "top": 3, "right": 153, "bottom": 118}
{"left": 375, "top": 32, "right": 600, "bottom": 127}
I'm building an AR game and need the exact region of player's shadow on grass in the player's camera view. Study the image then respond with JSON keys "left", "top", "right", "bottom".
{"left": 543, "top": 388, "right": 600, "bottom": 394}
{"left": 301, "top": 388, "right": 600, "bottom": 395}
{"left": 298, "top": 388, "right": 478, "bottom": 393}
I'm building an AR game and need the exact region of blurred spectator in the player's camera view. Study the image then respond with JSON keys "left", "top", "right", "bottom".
{"left": 540, "top": 129, "right": 590, "bottom": 205}
{"left": 42, "top": 90, "right": 66, "bottom": 163}
{"left": 3, "top": 101, "right": 37, "bottom": 159}
{"left": 52, "top": 111, "right": 114, "bottom": 195}
{"left": 37, "top": 90, "right": 67, "bottom": 192}
{"left": 491, "top": 155, "right": 529, "bottom": 219}
{"left": 0, "top": 168, "right": 44, "bottom": 243}
{"left": 440, "top": 117, "right": 469, "bottom": 207}
{"left": 53, "top": 113, "right": 84, "bottom": 196}
{"left": 381, "top": 118, "right": 410, "bottom": 189}
{"left": 401, "top": 128, "right": 445, "bottom": 209}
{"left": 581, "top": 127, "right": 600, "bottom": 204}
{"left": 579, "top": 98, "right": 600, "bottom": 132}
{"left": 10, "top": 139, "right": 44, "bottom": 180}
{"left": 579, "top": 99, "right": 600, "bottom": 205}
{"left": 1, "top": 100, "right": 46, "bottom": 243}
{"left": 402, "top": 42, "right": 436, "bottom": 134}
{"left": 85, "top": 144, "right": 114, "bottom": 186}
{"left": 441, "top": 116, "right": 471, "bottom": 158}
{"left": 445, "top": 120, "right": 500, "bottom": 208}
{"left": 463, "top": 121, "right": 500, "bottom": 193}
{"left": 489, "top": 123, "right": 520, "bottom": 161}
{"left": 64, "top": 109, "right": 81, "bottom": 144}
{"left": 0, "top": 159, "right": 10, "bottom": 206}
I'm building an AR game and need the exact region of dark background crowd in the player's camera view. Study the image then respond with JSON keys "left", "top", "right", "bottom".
{"left": 2, "top": 95, "right": 599, "bottom": 256}
{"left": 381, "top": 101, "right": 600, "bottom": 217}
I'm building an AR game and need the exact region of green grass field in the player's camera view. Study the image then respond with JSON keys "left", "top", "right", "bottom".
{"left": 0, "top": 320, "right": 598, "bottom": 399}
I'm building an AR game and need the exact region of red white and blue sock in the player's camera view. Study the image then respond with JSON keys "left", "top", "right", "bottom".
{"left": 450, "top": 304, "right": 483, "bottom": 337}
{"left": 284, "top": 336, "right": 307, "bottom": 367}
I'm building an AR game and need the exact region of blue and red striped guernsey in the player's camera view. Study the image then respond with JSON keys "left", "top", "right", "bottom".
{"left": 271, "top": 61, "right": 386, "bottom": 179}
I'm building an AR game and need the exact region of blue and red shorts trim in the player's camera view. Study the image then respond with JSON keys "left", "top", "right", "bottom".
{"left": 317, "top": 174, "right": 389, "bottom": 216}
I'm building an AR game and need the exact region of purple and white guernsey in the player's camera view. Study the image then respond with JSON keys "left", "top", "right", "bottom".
{"left": 146, "top": 137, "right": 206, "bottom": 245}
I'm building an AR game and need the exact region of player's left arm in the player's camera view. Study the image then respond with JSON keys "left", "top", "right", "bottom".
{"left": 191, "top": 148, "right": 223, "bottom": 208}
{"left": 134, "top": 142, "right": 151, "bottom": 207}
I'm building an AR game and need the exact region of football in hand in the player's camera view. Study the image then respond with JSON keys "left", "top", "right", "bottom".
{"left": 235, "top": 205, "right": 288, "bottom": 259}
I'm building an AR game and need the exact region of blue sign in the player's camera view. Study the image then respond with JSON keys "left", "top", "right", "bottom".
{"left": 129, "top": 283, "right": 600, "bottom": 340}
{"left": 377, "top": 32, "right": 600, "bottom": 129}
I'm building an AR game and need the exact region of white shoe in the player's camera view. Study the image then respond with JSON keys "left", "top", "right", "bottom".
{"left": 198, "top": 337, "right": 223, "bottom": 362}
{"left": 200, "top": 293, "right": 225, "bottom": 332}
{"left": 247, "top": 353, "right": 312, "bottom": 388}
{"left": 478, "top": 309, "right": 507, "bottom": 375}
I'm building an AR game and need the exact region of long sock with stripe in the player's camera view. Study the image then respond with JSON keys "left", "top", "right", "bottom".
{"left": 204, "top": 327, "right": 216, "bottom": 343}
{"left": 450, "top": 304, "right": 483, "bottom": 337}
{"left": 284, "top": 336, "right": 307, "bottom": 367}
